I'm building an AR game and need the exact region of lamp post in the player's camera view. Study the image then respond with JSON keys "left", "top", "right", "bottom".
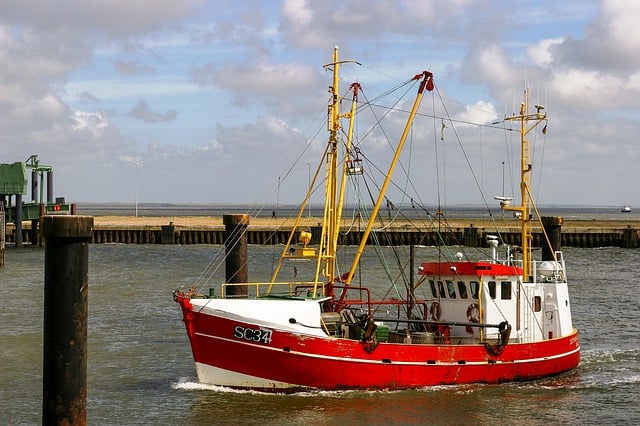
{"left": 501, "top": 161, "right": 505, "bottom": 197}
{"left": 501, "top": 161, "right": 505, "bottom": 219}
{"left": 134, "top": 160, "right": 139, "bottom": 218}
{"left": 307, "top": 162, "right": 311, "bottom": 218}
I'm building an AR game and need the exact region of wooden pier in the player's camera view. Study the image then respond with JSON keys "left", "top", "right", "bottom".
{"left": 3, "top": 216, "right": 639, "bottom": 248}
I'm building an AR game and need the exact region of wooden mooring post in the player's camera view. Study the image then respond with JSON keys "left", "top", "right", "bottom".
{"left": 463, "top": 225, "right": 481, "bottom": 247}
{"left": 160, "top": 222, "right": 175, "bottom": 244}
{"left": 541, "top": 216, "right": 563, "bottom": 260}
{"left": 223, "top": 214, "right": 249, "bottom": 297}
{"left": 42, "top": 215, "right": 93, "bottom": 426}
{"left": 623, "top": 225, "right": 639, "bottom": 248}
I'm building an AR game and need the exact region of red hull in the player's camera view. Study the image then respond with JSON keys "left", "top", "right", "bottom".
{"left": 177, "top": 297, "right": 580, "bottom": 391}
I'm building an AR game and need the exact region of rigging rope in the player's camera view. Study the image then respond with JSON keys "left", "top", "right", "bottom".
{"left": 432, "top": 85, "right": 506, "bottom": 249}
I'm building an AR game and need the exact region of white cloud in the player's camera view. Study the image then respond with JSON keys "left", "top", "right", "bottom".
{"left": 551, "top": 0, "right": 640, "bottom": 71}
{"left": 2, "top": 1, "right": 205, "bottom": 36}
{"left": 71, "top": 110, "right": 110, "bottom": 137}
{"left": 282, "top": 0, "right": 314, "bottom": 27}
{"left": 457, "top": 101, "right": 499, "bottom": 126}
{"left": 527, "top": 38, "right": 564, "bottom": 67}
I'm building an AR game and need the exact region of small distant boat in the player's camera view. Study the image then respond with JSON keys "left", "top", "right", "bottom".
{"left": 621, "top": 205, "right": 632, "bottom": 213}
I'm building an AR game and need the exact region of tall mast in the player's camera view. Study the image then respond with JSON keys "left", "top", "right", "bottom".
{"left": 269, "top": 47, "right": 359, "bottom": 291}
{"left": 503, "top": 89, "right": 546, "bottom": 280}
{"left": 322, "top": 46, "right": 341, "bottom": 283}
{"left": 319, "top": 46, "right": 359, "bottom": 284}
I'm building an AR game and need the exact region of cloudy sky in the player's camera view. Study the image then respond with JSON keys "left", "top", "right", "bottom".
{"left": 1, "top": 0, "right": 638, "bottom": 209}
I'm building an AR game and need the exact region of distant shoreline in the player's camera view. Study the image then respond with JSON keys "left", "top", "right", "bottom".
{"left": 73, "top": 203, "right": 638, "bottom": 225}
{"left": 88, "top": 215, "right": 639, "bottom": 231}
{"left": 5, "top": 213, "right": 638, "bottom": 230}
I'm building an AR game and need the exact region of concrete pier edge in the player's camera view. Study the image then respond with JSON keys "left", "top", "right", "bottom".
{"left": 4, "top": 217, "right": 639, "bottom": 248}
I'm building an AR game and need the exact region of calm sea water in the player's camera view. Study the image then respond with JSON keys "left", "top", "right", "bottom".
{"left": 1, "top": 243, "right": 639, "bottom": 425}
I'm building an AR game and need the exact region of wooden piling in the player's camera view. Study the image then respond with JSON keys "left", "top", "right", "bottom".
{"left": 42, "top": 215, "right": 93, "bottom": 426}
{"left": 14, "top": 194, "right": 22, "bottom": 247}
{"left": 623, "top": 225, "right": 639, "bottom": 249}
{"left": 223, "top": 214, "right": 249, "bottom": 297}
{"left": 464, "top": 225, "right": 480, "bottom": 247}
{"left": 541, "top": 216, "right": 563, "bottom": 261}
{"left": 160, "top": 223, "right": 175, "bottom": 244}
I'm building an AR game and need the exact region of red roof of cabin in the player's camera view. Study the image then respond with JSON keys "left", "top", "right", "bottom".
{"left": 418, "top": 261, "right": 522, "bottom": 277}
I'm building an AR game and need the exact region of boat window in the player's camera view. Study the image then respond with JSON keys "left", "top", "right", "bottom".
{"left": 458, "top": 281, "right": 468, "bottom": 299}
{"left": 446, "top": 281, "right": 456, "bottom": 299}
{"left": 534, "top": 295, "right": 542, "bottom": 312}
{"left": 437, "top": 281, "right": 446, "bottom": 298}
{"left": 488, "top": 281, "right": 496, "bottom": 299}
{"left": 470, "top": 281, "right": 479, "bottom": 299}
{"left": 501, "top": 281, "right": 512, "bottom": 300}
{"left": 429, "top": 280, "right": 438, "bottom": 298}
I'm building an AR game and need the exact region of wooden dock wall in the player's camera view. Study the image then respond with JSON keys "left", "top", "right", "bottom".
{"left": 4, "top": 224, "right": 639, "bottom": 248}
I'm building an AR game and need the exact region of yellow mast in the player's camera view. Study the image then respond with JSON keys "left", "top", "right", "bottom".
{"left": 321, "top": 46, "right": 341, "bottom": 283}
{"left": 319, "top": 46, "right": 359, "bottom": 285}
{"left": 268, "top": 47, "right": 360, "bottom": 295}
{"left": 502, "top": 89, "right": 546, "bottom": 280}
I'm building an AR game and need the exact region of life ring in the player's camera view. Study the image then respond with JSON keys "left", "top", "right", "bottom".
{"left": 466, "top": 302, "right": 480, "bottom": 323}
{"left": 430, "top": 301, "right": 441, "bottom": 321}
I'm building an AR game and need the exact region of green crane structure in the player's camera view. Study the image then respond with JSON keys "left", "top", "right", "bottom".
{"left": 1, "top": 155, "right": 71, "bottom": 246}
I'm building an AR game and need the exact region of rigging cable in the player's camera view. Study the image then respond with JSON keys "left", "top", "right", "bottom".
{"left": 433, "top": 85, "right": 505, "bottom": 246}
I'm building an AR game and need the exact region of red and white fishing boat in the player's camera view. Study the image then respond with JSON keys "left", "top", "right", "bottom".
{"left": 174, "top": 47, "right": 580, "bottom": 391}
